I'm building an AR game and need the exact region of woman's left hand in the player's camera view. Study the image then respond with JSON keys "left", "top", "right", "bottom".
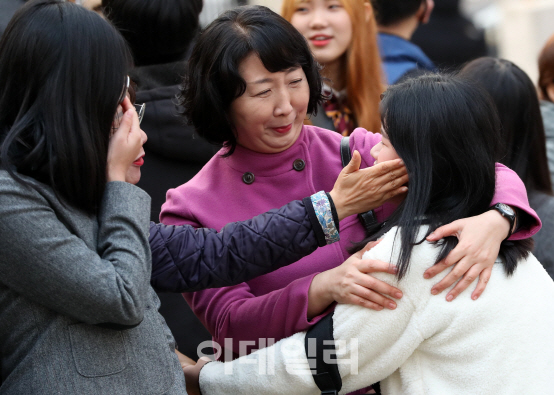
{"left": 329, "top": 151, "right": 408, "bottom": 221}
{"left": 107, "top": 96, "right": 142, "bottom": 182}
{"left": 423, "top": 210, "right": 511, "bottom": 301}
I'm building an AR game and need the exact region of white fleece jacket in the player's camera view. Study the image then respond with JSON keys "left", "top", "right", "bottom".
{"left": 199, "top": 227, "right": 554, "bottom": 395}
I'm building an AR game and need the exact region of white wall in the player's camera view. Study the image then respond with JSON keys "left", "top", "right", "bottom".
{"left": 497, "top": 0, "right": 554, "bottom": 84}
{"left": 249, "top": 0, "right": 282, "bottom": 13}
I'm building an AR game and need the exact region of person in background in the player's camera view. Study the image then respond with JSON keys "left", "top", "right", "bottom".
{"left": 411, "top": 0, "right": 487, "bottom": 71}
{"left": 371, "top": 0, "right": 437, "bottom": 84}
{"left": 102, "top": 0, "right": 218, "bottom": 359}
{"left": 460, "top": 57, "right": 554, "bottom": 278}
{"left": 281, "top": 0, "right": 384, "bottom": 135}
{"left": 182, "top": 74, "right": 554, "bottom": 395}
{"left": 537, "top": 33, "right": 554, "bottom": 187}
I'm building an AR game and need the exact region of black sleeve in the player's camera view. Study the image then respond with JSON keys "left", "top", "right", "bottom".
{"left": 150, "top": 198, "right": 327, "bottom": 293}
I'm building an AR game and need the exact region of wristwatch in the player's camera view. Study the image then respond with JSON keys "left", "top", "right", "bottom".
{"left": 490, "top": 203, "right": 517, "bottom": 239}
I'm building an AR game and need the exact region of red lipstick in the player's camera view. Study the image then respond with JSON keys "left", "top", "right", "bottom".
{"left": 273, "top": 124, "right": 293, "bottom": 133}
{"left": 310, "top": 35, "right": 332, "bottom": 47}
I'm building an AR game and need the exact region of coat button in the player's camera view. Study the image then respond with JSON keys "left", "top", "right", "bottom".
{"left": 242, "top": 172, "right": 255, "bottom": 184}
{"left": 293, "top": 159, "right": 306, "bottom": 171}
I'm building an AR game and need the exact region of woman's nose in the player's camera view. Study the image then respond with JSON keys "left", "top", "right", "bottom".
{"left": 370, "top": 141, "right": 382, "bottom": 161}
{"left": 141, "top": 129, "right": 148, "bottom": 145}
{"left": 274, "top": 92, "right": 293, "bottom": 117}
{"left": 309, "top": 8, "right": 328, "bottom": 29}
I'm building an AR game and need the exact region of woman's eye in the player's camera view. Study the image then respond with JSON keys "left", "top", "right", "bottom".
{"left": 255, "top": 89, "right": 271, "bottom": 97}
{"left": 295, "top": 6, "right": 309, "bottom": 13}
{"left": 290, "top": 79, "right": 303, "bottom": 85}
{"left": 329, "top": 4, "right": 342, "bottom": 10}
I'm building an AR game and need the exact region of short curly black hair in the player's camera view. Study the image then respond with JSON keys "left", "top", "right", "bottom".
{"left": 181, "top": 5, "right": 324, "bottom": 156}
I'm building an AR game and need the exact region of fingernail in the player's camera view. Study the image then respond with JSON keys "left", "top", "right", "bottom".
{"left": 423, "top": 273, "right": 430, "bottom": 279}
{"left": 398, "top": 160, "right": 404, "bottom": 165}
{"left": 446, "top": 294, "right": 454, "bottom": 302}
{"left": 431, "top": 288, "right": 438, "bottom": 295}
{"left": 472, "top": 295, "right": 478, "bottom": 300}
{"left": 388, "top": 302, "right": 396, "bottom": 309}
{"left": 395, "top": 292, "right": 403, "bottom": 299}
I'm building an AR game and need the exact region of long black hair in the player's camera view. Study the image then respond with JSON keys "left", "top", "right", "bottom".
{"left": 352, "top": 74, "right": 531, "bottom": 278}
{"left": 0, "top": 0, "right": 133, "bottom": 214}
{"left": 459, "top": 57, "right": 553, "bottom": 195}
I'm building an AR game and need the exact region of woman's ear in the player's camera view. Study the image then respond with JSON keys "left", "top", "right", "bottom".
{"left": 418, "top": 0, "right": 434, "bottom": 24}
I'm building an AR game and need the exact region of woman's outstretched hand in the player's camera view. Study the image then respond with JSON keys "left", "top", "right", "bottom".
{"left": 329, "top": 150, "right": 408, "bottom": 221}
{"left": 424, "top": 210, "right": 511, "bottom": 301}
{"left": 307, "top": 241, "right": 403, "bottom": 318}
{"left": 107, "top": 96, "right": 143, "bottom": 182}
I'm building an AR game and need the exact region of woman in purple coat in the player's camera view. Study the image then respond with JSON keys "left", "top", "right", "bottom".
{"left": 160, "top": 6, "right": 540, "bottom": 363}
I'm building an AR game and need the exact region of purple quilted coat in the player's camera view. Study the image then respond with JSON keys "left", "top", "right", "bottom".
{"left": 150, "top": 197, "right": 328, "bottom": 292}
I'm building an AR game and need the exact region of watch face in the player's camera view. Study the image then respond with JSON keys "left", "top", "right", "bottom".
{"left": 497, "top": 203, "right": 515, "bottom": 216}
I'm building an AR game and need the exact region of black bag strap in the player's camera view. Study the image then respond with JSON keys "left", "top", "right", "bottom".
{"left": 340, "top": 136, "right": 351, "bottom": 167}
{"left": 305, "top": 312, "right": 382, "bottom": 395}
{"left": 305, "top": 313, "right": 341, "bottom": 395}
{"left": 340, "top": 136, "right": 379, "bottom": 231}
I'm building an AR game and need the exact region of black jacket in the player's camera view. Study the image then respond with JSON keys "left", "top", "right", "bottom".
{"left": 129, "top": 59, "right": 220, "bottom": 358}
{"left": 131, "top": 61, "right": 219, "bottom": 222}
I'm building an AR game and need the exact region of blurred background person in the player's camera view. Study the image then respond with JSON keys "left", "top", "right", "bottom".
{"left": 281, "top": 0, "right": 384, "bottom": 135}
{"left": 412, "top": 0, "right": 487, "bottom": 71}
{"left": 370, "top": 0, "right": 437, "bottom": 84}
{"left": 460, "top": 57, "right": 554, "bottom": 278}
{"left": 537, "top": 33, "right": 554, "bottom": 187}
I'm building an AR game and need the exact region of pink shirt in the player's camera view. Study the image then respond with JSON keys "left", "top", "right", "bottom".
{"left": 161, "top": 125, "right": 540, "bottom": 358}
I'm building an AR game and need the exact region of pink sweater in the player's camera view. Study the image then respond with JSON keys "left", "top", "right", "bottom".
{"left": 161, "top": 125, "right": 540, "bottom": 358}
